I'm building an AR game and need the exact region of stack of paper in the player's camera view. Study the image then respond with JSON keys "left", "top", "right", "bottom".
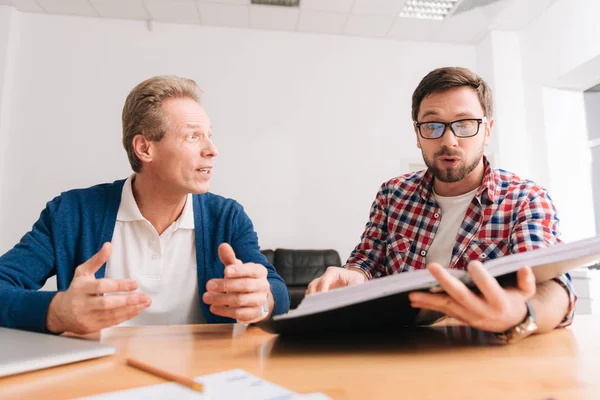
{"left": 77, "top": 369, "right": 330, "bottom": 400}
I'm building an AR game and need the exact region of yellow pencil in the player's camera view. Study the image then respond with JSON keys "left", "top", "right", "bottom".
{"left": 126, "top": 357, "right": 204, "bottom": 392}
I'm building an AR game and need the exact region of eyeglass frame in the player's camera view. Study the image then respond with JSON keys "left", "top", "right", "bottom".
{"left": 415, "top": 116, "right": 488, "bottom": 140}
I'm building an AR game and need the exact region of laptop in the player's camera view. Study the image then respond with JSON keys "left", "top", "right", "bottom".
{"left": 0, "top": 327, "right": 117, "bottom": 377}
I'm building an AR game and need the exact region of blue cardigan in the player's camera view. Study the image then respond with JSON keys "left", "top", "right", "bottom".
{"left": 0, "top": 180, "right": 290, "bottom": 332}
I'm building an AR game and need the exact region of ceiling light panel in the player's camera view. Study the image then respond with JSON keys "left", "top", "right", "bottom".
{"left": 399, "top": 0, "right": 460, "bottom": 20}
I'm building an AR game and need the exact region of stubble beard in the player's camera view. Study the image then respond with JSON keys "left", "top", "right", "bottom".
{"left": 422, "top": 146, "right": 484, "bottom": 183}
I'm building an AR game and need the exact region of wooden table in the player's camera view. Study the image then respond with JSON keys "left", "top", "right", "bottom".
{"left": 1, "top": 316, "right": 599, "bottom": 400}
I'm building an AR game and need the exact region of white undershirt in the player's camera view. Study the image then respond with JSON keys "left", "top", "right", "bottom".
{"left": 425, "top": 187, "right": 479, "bottom": 268}
{"left": 105, "top": 176, "right": 204, "bottom": 326}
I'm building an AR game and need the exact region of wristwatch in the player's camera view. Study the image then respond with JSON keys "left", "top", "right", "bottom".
{"left": 238, "top": 293, "right": 269, "bottom": 325}
{"left": 260, "top": 293, "right": 269, "bottom": 318}
{"left": 496, "top": 300, "right": 538, "bottom": 344}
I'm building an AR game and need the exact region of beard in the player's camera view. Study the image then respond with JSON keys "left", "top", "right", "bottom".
{"left": 422, "top": 146, "right": 484, "bottom": 183}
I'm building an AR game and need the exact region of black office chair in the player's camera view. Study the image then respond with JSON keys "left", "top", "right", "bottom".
{"left": 261, "top": 248, "right": 341, "bottom": 309}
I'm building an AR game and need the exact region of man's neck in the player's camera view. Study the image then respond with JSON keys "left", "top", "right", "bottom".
{"left": 433, "top": 159, "right": 485, "bottom": 197}
{"left": 131, "top": 173, "right": 187, "bottom": 235}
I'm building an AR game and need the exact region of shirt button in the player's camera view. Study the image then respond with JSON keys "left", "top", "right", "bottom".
{"left": 434, "top": 213, "right": 439, "bottom": 218}
{"left": 151, "top": 254, "right": 158, "bottom": 260}
{"left": 420, "top": 250, "right": 426, "bottom": 256}
{"left": 387, "top": 244, "right": 392, "bottom": 250}
{"left": 481, "top": 253, "right": 487, "bottom": 258}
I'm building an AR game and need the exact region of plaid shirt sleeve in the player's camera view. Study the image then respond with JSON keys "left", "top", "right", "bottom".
{"left": 343, "top": 183, "right": 390, "bottom": 280}
{"left": 511, "top": 188, "right": 576, "bottom": 327}
{"left": 552, "top": 275, "right": 576, "bottom": 327}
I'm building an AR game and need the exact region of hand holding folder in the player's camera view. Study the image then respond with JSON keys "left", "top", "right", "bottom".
{"left": 261, "top": 235, "right": 600, "bottom": 336}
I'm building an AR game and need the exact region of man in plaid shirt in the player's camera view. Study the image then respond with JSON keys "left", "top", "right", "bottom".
{"left": 307, "top": 67, "right": 575, "bottom": 342}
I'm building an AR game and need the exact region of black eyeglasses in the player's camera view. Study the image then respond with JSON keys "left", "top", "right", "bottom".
{"left": 416, "top": 117, "right": 487, "bottom": 140}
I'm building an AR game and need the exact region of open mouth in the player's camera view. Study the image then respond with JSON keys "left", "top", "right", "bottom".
{"left": 439, "top": 157, "right": 459, "bottom": 165}
{"left": 197, "top": 167, "right": 212, "bottom": 174}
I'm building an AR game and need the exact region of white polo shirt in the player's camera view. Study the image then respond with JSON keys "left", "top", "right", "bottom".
{"left": 105, "top": 176, "right": 205, "bottom": 326}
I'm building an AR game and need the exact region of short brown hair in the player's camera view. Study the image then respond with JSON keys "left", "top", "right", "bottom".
{"left": 122, "top": 75, "right": 202, "bottom": 172}
{"left": 411, "top": 67, "right": 493, "bottom": 122}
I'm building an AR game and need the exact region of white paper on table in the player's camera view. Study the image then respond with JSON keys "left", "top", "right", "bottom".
{"left": 292, "top": 394, "right": 333, "bottom": 399}
{"left": 76, "top": 369, "right": 308, "bottom": 400}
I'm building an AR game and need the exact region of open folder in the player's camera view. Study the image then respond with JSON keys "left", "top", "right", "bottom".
{"left": 260, "top": 235, "right": 600, "bottom": 336}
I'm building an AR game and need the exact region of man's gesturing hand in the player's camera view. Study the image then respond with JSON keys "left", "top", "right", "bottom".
{"left": 203, "top": 243, "right": 272, "bottom": 324}
{"left": 46, "top": 243, "right": 151, "bottom": 334}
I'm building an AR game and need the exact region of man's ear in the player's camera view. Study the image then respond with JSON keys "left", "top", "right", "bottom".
{"left": 484, "top": 118, "right": 494, "bottom": 147}
{"left": 132, "top": 134, "right": 153, "bottom": 163}
{"left": 414, "top": 122, "right": 422, "bottom": 149}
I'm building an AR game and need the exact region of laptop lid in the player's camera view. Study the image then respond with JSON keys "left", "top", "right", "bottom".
{"left": 0, "top": 327, "right": 116, "bottom": 377}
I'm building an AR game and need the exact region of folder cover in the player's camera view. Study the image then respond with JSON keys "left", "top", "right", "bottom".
{"left": 261, "top": 235, "right": 600, "bottom": 336}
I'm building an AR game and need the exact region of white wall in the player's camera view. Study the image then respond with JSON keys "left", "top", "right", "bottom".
{"left": 482, "top": 31, "right": 530, "bottom": 177}
{"left": 541, "top": 88, "right": 595, "bottom": 241}
{"left": 0, "top": 6, "right": 19, "bottom": 249}
{"left": 585, "top": 91, "right": 600, "bottom": 142}
{"left": 510, "top": 0, "right": 600, "bottom": 313}
{"left": 474, "top": 32, "right": 499, "bottom": 162}
{"left": 585, "top": 91, "right": 600, "bottom": 235}
{"left": 476, "top": 31, "right": 527, "bottom": 172}
{"left": 516, "top": 0, "right": 600, "bottom": 242}
{"left": 0, "top": 11, "right": 477, "bottom": 267}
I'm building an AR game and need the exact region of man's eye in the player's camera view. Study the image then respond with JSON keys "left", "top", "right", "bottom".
{"left": 187, "top": 134, "right": 198, "bottom": 140}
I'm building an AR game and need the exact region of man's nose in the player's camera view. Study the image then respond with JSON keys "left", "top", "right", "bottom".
{"left": 202, "top": 138, "right": 218, "bottom": 158}
{"left": 439, "top": 125, "right": 458, "bottom": 147}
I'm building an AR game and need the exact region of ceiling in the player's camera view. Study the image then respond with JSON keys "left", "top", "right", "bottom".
{"left": 0, "top": 0, "right": 557, "bottom": 44}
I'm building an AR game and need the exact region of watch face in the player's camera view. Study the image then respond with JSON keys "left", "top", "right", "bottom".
{"left": 261, "top": 295, "right": 269, "bottom": 317}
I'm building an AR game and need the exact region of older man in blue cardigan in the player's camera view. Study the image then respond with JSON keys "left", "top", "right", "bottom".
{"left": 0, "top": 76, "right": 290, "bottom": 334}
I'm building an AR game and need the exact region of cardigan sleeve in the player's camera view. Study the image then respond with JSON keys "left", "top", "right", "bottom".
{"left": 230, "top": 205, "right": 290, "bottom": 316}
{"left": 0, "top": 197, "right": 61, "bottom": 332}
